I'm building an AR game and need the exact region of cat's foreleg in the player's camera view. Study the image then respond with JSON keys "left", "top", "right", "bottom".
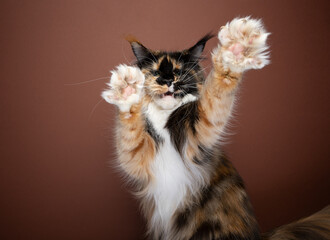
{"left": 188, "top": 17, "right": 270, "bottom": 156}
{"left": 102, "top": 65, "right": 156, "bottom": 183}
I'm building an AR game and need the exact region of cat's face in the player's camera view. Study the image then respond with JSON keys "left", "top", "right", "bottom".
{"left": 129, "top": 35, "right": 212, "bottom": 110}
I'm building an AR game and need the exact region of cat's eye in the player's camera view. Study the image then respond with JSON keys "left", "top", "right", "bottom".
{"left": 173, "top": 69, "right": 181, "bottom": 76}
{"left": 150, "top": 70, "right": 160, "bottom": 76}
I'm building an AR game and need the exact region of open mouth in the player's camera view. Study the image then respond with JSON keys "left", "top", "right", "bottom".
{"left": 162, "top": 91, "right": 174, "bottom": 98}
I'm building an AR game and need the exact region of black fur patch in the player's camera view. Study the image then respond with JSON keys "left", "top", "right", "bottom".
{"left": 159, "top": 57, "right": 173, "bottom": 77}
{"left": 174, "top": 73, "right": 199, "bottom": 97}
{"left": 174, "top": 208, "right": 191, "bottom": 230}
{"left": 193, "top": 145, "right": 214, "bottom": 165}
{"left": 198, "top": 156, "right": 246, "bottom": 208}
{"left": 198, "top": 174, "right": 245, "bottom": 209}
{"left": 189, "top": 221, "right": 222, "bottom": 240}
{"left": 165, "top": 101, "right": 199, "bottom": 153}
{"left": 145, "top": 117, "right": 163, "bottom": 148}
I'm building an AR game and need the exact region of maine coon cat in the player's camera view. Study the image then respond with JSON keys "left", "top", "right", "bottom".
{"left": 102, "top": 17, "right": 330, "bottom": 240}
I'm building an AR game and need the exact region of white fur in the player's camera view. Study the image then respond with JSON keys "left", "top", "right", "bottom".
{"left": 181, "top": 94, "right": 198, "bottom": 105}
{"left": 153, "top": 92, "right": 198, "bottom": 110}
{"left": 217, "top": 17, "right": 270, "bottom": 73}
{"left": 145, "top": 101, "right": 206, "bottom": 234}
{"left": 153, "top": 95, "right": 181, "bottom": 110}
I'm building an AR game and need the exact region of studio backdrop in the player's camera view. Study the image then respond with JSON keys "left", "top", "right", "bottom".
{"left": 1, "top": 1, "right": 329, "bottom": 239}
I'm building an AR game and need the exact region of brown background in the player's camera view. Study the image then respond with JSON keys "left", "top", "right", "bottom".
{"left": 1, "top": 0, "right": 329, "bottom": 239}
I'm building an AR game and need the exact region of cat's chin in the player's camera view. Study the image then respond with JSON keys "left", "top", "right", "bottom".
{"left": 154, "top": 95, "right": 181, "bottom": 110}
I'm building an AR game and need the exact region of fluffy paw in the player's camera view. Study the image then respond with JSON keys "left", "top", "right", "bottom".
{"left": 217, "top": 17, "right": 270, "bottom": 72}
{"left": 102, "top": 64, "right": 145, "bottom": 112}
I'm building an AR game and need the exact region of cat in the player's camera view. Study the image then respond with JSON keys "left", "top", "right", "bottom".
{"left": 101, "top": 17, "right": 330, "bottom": 240}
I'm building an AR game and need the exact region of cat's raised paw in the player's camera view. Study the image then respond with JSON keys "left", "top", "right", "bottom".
{"left": 217, "top": 17, "right": 270, "bottom": 72}
{"left": 102, "top": 64, "right": 145, "bottom": 112}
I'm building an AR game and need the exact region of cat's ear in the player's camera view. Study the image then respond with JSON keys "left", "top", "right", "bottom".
{"left": 187, "top": 33, "right": 214, "bottom": 61}
{"left": 126, "top": 36, "right": 151, "bottom": 63}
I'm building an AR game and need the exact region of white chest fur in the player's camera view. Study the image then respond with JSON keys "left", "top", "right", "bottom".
{"left": 145, "top": 102, "right": 205, "bottom": 232}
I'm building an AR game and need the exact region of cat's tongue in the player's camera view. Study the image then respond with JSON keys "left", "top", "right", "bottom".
{"left": 162, "top": 91, "right": 174, "bottom": 98}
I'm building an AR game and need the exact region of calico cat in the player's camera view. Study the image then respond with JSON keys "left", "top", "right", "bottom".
{"left": 102, "top": 17, "right": 330, "bottom": 240}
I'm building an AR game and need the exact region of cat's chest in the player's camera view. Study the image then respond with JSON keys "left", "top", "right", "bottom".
{"left": 150, "top": 134, "right": 197, "bottom": 234}
{"left": 145, "top": 103, "right": 193, "bottom": 227}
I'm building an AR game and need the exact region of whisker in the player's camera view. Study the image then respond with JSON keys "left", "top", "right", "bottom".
{"left": 180, "top": 62, "right": 200, "bottom": 79}
{"left": 122, "top": 41, "right": 136, "bottom": 65}
{"left": 181, "top": 65, "right": 211, "bottom": 83}
{"left": 88, "top": 98, "right": 104, "bottom": 122}
{"left": 177, "top": 51, "right": 184, "bottom": 63}
{"left": 65, "top": 76, "right": 110, "bottom": 86}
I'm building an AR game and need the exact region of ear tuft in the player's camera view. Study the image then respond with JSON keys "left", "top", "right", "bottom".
{"left": 188, "top": 33, "right": 214, "bottom": 61}
{"left": 125, "top": 35, "right": 140, "bottom": 44}
{"left": 125, "top": 35, "right": 150, "bottom": 63}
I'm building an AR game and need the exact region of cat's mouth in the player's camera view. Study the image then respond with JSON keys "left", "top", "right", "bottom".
{"left": 161, "top": 91, "right": 174, "bottom": 98}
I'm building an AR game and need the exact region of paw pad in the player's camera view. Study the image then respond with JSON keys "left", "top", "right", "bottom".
{"left": 102, "top": 64, "right": 145, "bottom": 112}
{"left": 217, "top": 17, "right": 270, "bottom": 72}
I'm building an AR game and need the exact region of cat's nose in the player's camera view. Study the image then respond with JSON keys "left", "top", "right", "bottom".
{"left": 163, "top": 79, "right": 173, "bottom": 87}
{"left": 157, "top": 78, "right": 173, "bottom": 87}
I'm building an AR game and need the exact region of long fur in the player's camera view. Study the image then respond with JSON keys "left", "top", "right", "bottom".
{"left": 263, "top": 206, "right": 330, "bottom": 240}
{"left": 102, "top": 17, "right": 330, "bottom": 240}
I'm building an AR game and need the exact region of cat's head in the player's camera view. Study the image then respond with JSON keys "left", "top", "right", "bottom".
{"left": 128, "top": 35, "right": 213, "bottom": 110}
